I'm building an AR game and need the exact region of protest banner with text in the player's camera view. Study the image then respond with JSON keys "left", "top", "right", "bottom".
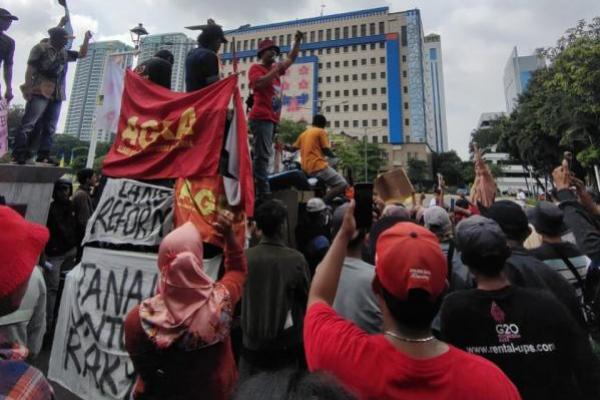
{"left": 48, "top": 248, "right": 158, "bottom": 400}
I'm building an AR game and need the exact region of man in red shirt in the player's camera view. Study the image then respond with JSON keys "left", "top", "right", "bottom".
{"left": 304, "top": 201, "right": 521, "bottom": 399}
{"left": 248, "top": 32, "right": 303, "bottom": 198}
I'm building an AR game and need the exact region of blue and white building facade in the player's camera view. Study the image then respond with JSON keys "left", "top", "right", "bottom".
{"left": 503, "top": 47, "right": 546, "bottom": 112}
{"left": 424, "top": 34, "right": 448, "bottom": 152}
{"left": 219, "top": 7, "right": 444, "bottom": 149}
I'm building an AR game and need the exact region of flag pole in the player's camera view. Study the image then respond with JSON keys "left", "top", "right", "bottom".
{"left": 231, "top": 37, "right": 238, "bottom": 74}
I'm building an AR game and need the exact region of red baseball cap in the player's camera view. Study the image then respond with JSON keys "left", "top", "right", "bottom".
{"left": 375, "top": 222, "right": 447, "bottom": 301}
{"left": 257, "top": 39, "right": 280, "bottom": 57}
{"left": 0, "top": 206, "right": 49, "bottom": 298}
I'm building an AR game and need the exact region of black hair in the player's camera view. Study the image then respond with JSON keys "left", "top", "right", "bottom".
{"left": 312, "top": 114, "right": 327, "bottom": 128}
{"left": 233, "top": 369, "right": 356, "bottom": 400}
{"left": 197, "top": 25, "right": 224, "bottom": 48}
{"left": 460, "top": 249, "right": 510, "bottom": 278}
{"left": 255, "top": 199, "right": 288, "bottom": 238}
{"left": 76, "top": 168, "right": 95, "bottom": 185}
{"left": 377, "top": 284, "right": 442, "bottom": 331}
{"left": 154, "top": 49, "right": 174, "bottom": 65}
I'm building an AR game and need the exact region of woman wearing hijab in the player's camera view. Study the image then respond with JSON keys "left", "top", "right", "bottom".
{"left": 124, "top": 211, "right": 247, "bottom": 400}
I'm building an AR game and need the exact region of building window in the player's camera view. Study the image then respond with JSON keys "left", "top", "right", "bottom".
{"left": 326, "top": 29, "right": 332, "bottom": 40}
{"left": 344, "top": 104, "right": 349, "bottom": 112}
{"left": 344, "top": 120, "right": 349, "bottom": 127}
{"left": 402, "top": 55, "right": 407, "bottom": 62}
{"left": 370, "top": 43, "right": 376, "bottom": 50}
{"left": 353, "top": 104, "right": 359, "bottom": 112}
{"left": 343, "top": 46, "right": 348, "bottom": 53}
{"left": 310, "top": 31, "right": 315, "bottom": 42}
{"left": 326, "top": 76, "right": 331, "bottom": 83}
{"left": 362, "top": 88, "right": 368, "bottom": 95}
{"left": 403, "top": 70, "right": 407, "bottom": 78}
{"left": 334, "top": 47, "right": 340, "bottom": 53}
{"left": 404, "top": 102, "right": 409, "bottom": 110}
{"left": 380, "top": 72, "right": 386, "bottom": 79}
{"left": 382, "top": 136, "right": 388, "bottom": 144}
{"left": 334, "top": 121, "right": 340, "bottom": 128}
{"left": 352, "top": 74, "right": 358, "bottom": 81}
{"left": 318, "top": 30, "right": 323, "bottom": 41}
{"left": 405, "top": 118, "right": 410, "bottom": 126}
{"left": 380, "top": 56, "right": 385, "bottom": 63}
{"left": 343, "top": 60, "right": 349, "bottom": 67}
{"left": 362, "top": 104, "right": 368, "bottom": 111}
{"left": 372, "top": 119, "right": 378, "bottom": 127}
{"left": 325, "top": 106, "right": 331, "bottom": 112}
{"left": 401, "top": 26, "right": 408, "bottom": 46}
{"left": 334, "top": 105, "right": 340, "bottom": 112}
{"left": 379, "top": 21, "right": 385, "bottom": 34}
{"left": 372, "top": 104, "right": 377, "bottom": 111}
{"left": 343, "top": 89, "right": 349, "bottom": 96}
{"left": 352, "top": 45, "right": 357, "bottom": 51}
{"left": 318, "top": 63, "right": 323, "bottom": 69}
{"left": 326, "top": 121, "right": 331, "bottom": 128}
{"left": 287, "top": 34, "right": 292, "bottom": 45}
{"left": 343, "top": 26, "right": 349, "bottom": 39}
{"left": 326, "top": 91, "right": 331, "bottom": 97}
{"left": 352, "top": 25, "right": 357, "bottom": 37}
{"left": 318, "top": 49, "right": 323, "bottom": 55}
{"left": 318, "top": 91, "right": 322, "bottom": 98}
{"left": 326, "top": 62, "right": 331, "bottom": 68}
{"left": 373, "top": 136, "right": 379, "bottom": 143}
{"left": 352, "top": 60, "right": 358, "bottom": 66}
{"left": 361, "top": 73, "right": 367, "bottom": 80}
{"left": 335, "top": 90, "right": 340, "bottom": 97}
{"left": 403, "top": 86, "right": 408, "bottom": 94}
{"left": 334, "top": 27, "right": 340, "bottom": 39}
{"left": 382, "top": 103, "right": 387, "bottom": 110}
{"left": 360, "top": 24, "right": 367, "bottom": 36}
{"left": 361, "top": 59, "right": 367, "bottom": 66}
{"left": 343, "top": 75, "right": 349, "bottom": 82}
{"left": 380, "top": 42, "right": 385, "bottom": 49}
{"left": 382, "top": 119, "right": 388, "bottom": 127}
{"left": 279, "top": 35, "right": 284, "bottom": 45}
{"left": 334, "top": 61, "right": 340, "bottom": 68}
{"left": 353, "top": 120, "right": 359, "bottom": 127}
{"left": 335, "top": 76, "right": 340, "bottom": 82}
{"left": 371, "top": 72, "right": 377, "bottom": 80}
{"left": 371, "top": 88, "right": 377, "bottom": 95}
{"left": 361, "top": 44, "right": 367, "bottom": 51}
{"left": 353, "top": 89, "right": 358, "bottom": 96}
{"left": 369, "top": 23, "right": 376, "bottom": 35}
{"left": 318, "top": 77, "right": 322, "bottom": 84}
{"left": 370, "top": 57, "right": 376, "bottom": 65}
{"left": 362, "top": 119, "right": 368, "bottom": 127}
{"left": 326, "top": 48, "right": 331, "bottom": 54}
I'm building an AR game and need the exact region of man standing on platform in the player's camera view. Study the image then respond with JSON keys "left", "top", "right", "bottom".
{"left": 0, "top": 8, "right": 17, "bottom": 103}
{"left": 13, "top": 25, "right": 91, "bottom": 165}
{"left": 185, "top": 19, "right": 228, "bottom": 92}
{"left": 249, "top": 31, "right": 303, "bottom": 199}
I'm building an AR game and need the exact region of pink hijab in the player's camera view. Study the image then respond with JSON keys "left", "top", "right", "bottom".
{"left": 139, "top": 222, "right": 232, "bottom": 350}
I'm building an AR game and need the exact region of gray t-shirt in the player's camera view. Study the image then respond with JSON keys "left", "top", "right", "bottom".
{"left": 333, "top": 257, "right": 382, "bottom": 333}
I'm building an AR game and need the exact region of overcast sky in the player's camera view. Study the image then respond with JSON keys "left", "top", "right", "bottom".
{"left": 5, "top": 0, "right": 600, "bottom": 158}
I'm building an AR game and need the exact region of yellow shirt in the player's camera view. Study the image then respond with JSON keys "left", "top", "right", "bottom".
{"left": 294, "top": 127, "right": 330, "bottom": 175}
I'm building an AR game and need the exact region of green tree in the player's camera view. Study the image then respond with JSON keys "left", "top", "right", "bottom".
{"left": 277, "top": 119, "right": 307, "bottom": 144}
{"left": 407, "top": 158, "right": 428, "bottom": 183}
{"left": 470, "top": 116, "right": 508, "bottom": 152}
{"left": 433, "top": 150, "right": 466, "bottom": 186}
{"left": 335, "top": 139, "right": 387, "bottom": 183}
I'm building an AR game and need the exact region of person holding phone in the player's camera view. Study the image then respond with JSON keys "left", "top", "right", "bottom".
{"left": 292, "top": 114, "right": 348, "bottom": 202}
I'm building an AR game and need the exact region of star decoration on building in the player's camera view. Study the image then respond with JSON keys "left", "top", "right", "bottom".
{"left": 299, "top": 65, "right": 310, "bottom": 75}
{"left": 298, "top": 79, "right": 309, "bottom": 90}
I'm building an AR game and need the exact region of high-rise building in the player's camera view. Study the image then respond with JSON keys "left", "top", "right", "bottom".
{"left": 65, "top": 41, "right": 133, "bottom": 141}
{"left": 138, "top": 33, "right": 196, "bottom": 92}
{"left": 503, "top": 47, "right": 546, "bottom": 112}
{"left": 218, "top": 7, "right": 444, "bottom": 151}
{"left": 424, "top": 33, "right": 448, "bottom": 153}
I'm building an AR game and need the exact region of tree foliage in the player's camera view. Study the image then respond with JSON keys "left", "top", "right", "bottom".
{"left": 277, "top": 119, "right": 307, "bottom": 145}
{"left": 407, "top": 158, "right": 429, "bottom": 183}
{"left": 334, "top": 139, "right": 387, "bottom": 183}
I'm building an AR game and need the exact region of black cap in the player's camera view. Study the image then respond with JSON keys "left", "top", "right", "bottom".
{"left": 483, "top": 200, "right": 530, "bottom": 240}
{"left": 0, "top": 8, "right": 18, "bottom": 20}
{"left": 528, "top": 201, "right": 568, "bottom": 236}
{"left": 199, "top": 22, "right": 228, "bottom": 44}
{"left": 456, "top": 216, "right": 508, "bottom": 257}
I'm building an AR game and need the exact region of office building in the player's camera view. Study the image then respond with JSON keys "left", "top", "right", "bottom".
{"left": 424, "top": 33, "right": 448, "bottom": 152}
{"left": 218, "top": 7, "right": 444, "bottom": 151}
{"left": 138, "top": 33, "right": 196, "bottom": 92}
{"left": 65, "top": 41, "right": 133, "bottom": 141}
{"left": 503, "top": 47, "right": 546, "bottom": 112}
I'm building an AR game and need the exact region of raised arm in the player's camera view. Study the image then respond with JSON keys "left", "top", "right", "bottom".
{"left": 252, "top": 31, "right": 304, "bottom": 90}
{"left": 213, "top": 211, "right": 247, "bottom": 304}
{"left": 78, "top": 31, "right": 92, "bottom": 59}
{"left": 308, "top": 201, "right": 355, "bottom": 306}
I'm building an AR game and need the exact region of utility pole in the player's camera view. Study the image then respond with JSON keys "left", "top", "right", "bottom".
{"left": 364, "top": 127, "right": 368, "bottom": 182}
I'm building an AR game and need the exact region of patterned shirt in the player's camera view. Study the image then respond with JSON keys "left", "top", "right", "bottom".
{"left": 0, "top": 344, "right": 54, "bottom": 399}
{"left": 27, "top": 40, "right": 78, "bottom": 101}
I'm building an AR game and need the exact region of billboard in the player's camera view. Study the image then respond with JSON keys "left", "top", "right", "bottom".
{"left": 280, "top": 56, "right": 318, "bottom": 123}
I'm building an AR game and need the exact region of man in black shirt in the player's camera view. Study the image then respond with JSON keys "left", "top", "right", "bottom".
{"left": 185, "top": 20, "right": 227, "bottom": 92}
{"left": 484, "top": 200, "right": 586, "bottom": 327}
{"left": 135, "top": 49, "right": 174, "bottom": 90}
{"left": 0, "top": 8, "right": 17, "bottom": 103}
{"left": 441, "top": 216, "right": 600, "bottom": 400}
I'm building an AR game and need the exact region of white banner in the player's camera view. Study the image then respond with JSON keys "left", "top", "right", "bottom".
{"left": 95, "top": 54, "right": 129, "bottom": 142}
{"left": 83, "top": 178, "right": 173, "bottom": 246}
{"left": 0, "top": 99, "right": 8, "bottom": 157}
{"left": 48, "top": 247, "right": 159, "bottom": 400}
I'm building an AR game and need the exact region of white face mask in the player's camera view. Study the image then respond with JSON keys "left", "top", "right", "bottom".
{"left": 203, "top": 254, "right": 223, "bottom": 281}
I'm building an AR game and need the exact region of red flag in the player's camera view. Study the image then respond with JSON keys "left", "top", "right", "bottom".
{"left": 102, "top": 70, "right": 237, "bottom": 180}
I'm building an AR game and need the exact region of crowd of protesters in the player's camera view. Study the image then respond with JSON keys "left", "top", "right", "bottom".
{"left": 3, "top": 6, "right": 600, "bottom": 400}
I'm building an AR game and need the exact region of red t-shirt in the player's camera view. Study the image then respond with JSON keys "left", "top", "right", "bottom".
{"left": 304, "top": 302, "right": 521, "bottom": 400}
{"left": 248, "top": 63, "right": 285, "bottom": 123}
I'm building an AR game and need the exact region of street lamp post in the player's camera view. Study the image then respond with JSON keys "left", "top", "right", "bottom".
{"left": 363, "top": 127, "right": 368, "bottom": 182}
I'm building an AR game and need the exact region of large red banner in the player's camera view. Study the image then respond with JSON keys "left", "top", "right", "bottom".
{"left": 102, "top": 71, "right": 237, "bottom": 179}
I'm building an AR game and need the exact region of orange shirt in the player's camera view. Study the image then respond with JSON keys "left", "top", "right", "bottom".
{"left": 293, "top": 127, "right": 330, "bottom": 175}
